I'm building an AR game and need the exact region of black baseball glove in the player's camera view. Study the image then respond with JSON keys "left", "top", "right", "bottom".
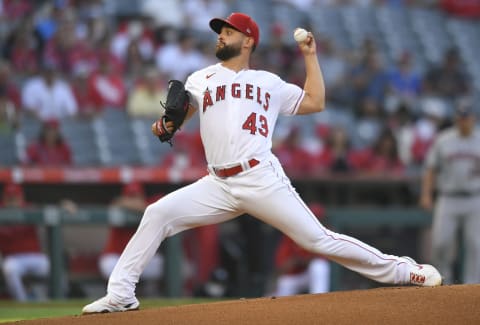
{"left": 153, "top": 80, "right": 190, "bottom": 145}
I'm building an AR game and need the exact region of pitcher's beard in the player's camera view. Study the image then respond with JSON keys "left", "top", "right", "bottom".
{"left": 215, "top": 43, "right": 242, "bottom": 61}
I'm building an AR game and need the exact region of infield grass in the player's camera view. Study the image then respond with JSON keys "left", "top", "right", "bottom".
{"left": 0, "top": 298, "right": 220, "bottom": 323}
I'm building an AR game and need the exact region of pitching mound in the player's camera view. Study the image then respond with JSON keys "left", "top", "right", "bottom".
{"left": 11, "top": 284, "right": 480, "bottom": 324}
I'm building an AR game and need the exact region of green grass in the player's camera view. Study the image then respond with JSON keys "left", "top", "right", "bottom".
{"left": 0, "top": 298, "right": 220, "bottom": 323}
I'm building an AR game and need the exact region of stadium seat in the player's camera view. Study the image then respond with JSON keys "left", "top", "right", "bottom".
{"left": 93, "top": 109, "right": 141, "bottom": 166}
{"left": 131, "top": 118, "right": 171, "bottom": 165}
{"left": 61, "top": 118, "right": 101, "bottom": 166}
{"left": 307, "top": 6, "right": 351, "bottom": 50}
{"left": 0, "top": 133, "right": 17, "bottom": 165}
{"left": 409, "top": 8, "right": 453, "bottom": 65}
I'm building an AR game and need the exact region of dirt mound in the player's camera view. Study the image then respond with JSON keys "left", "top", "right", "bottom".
{"left": 11, "top": 285, "right": 480, "bottom": 325}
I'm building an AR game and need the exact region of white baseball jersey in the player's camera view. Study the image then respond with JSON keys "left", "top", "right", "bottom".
{"left": 185, "top": 63, "right": 304, "bottom": 166}
{"left": 426, "top": 127, "right": 480, "bottom": 193}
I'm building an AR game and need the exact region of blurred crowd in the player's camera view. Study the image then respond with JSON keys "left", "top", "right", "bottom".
{"left": 0, "top": 0, "right": 476, "bottom": 178}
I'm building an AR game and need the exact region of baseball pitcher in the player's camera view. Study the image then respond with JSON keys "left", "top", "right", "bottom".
{"left": 83, "top": 12, "right": 441, "bottom": 314}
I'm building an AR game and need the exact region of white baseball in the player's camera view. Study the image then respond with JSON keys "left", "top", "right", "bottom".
{"left": 293, "top": 28, "right": 308, "bottom": 43}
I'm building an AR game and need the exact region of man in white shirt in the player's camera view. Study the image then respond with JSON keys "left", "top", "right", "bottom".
{"left": 22, "top": 63, "right": 78, "bottom": 121}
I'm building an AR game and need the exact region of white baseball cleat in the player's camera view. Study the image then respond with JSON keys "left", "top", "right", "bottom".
{"left": 402, "top": 257, "right": 442, "bottom": 287}
{"left": 82, "top": 296, "right": 139, "bottom": 314}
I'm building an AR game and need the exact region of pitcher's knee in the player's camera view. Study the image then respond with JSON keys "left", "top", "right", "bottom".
{"left": 299, "top": 237, "right": 328, "bottom": 255}
{"left": 144, "top": 203, "right": 160, "bottom": 218}
{"left": 142, "top": 201, "right": 175, "bottom": 228}
{"left": 143, "top": 201, "right": 168, "bottom": 219}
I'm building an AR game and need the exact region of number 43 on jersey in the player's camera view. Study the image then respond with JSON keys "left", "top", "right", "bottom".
{"left": 242, "top": 112, "right": 269, "bottom": 137}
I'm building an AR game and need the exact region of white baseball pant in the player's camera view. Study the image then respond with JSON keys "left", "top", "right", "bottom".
{"left": 99, "top": 253, "right": 164, "bottom": 280}
{"left": 275, "top": 258, "right": 331, "bottom": 296}
{"left": 107, "top": 155, "right": 413, "bottom": 302}
{"left": 2, "top": 253, "right": 50, "bottom": 301}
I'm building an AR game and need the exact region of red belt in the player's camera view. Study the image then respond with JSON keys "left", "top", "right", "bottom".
{"left": 213, "top": 159, "right": 260, "bottom": 178}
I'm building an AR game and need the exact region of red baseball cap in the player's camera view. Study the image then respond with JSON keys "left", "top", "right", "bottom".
{"left": 209, "top": 13, "right": 259, "bottom": 46}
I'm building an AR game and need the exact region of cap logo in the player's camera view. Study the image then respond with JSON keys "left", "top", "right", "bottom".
{"left": 246, "top": 28, "right": 251, "bottom": 33}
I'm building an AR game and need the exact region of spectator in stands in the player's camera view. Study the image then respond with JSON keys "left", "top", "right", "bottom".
{"left": 350, "top": 51, "right": 389, "bottom": 111}
{"left": 34, "top": 1, "right": 65, "bottom": 44}
{"left": 0, "top": 183, "right": 50, "bottom": 301}
{"left": 123, "top": 38, "right": 148, "bottom": 83}
{"left": 386, "top": 51, "right": 421, "bottom": 105}
{"left": 99, "top": 183, "right": 163, "bottom": 296}
{"left": 111, "top": 20, "right": 156, "bottom": 83}
{"left": 2, "top": 16, "right": 41, "bottom": 76}
{"left": 273, "top": 125, "right": 315, "bottom": 177}
{"left": 111, "top": 20, "right": 154, "bottom": 62}
{"left": 42, "top": 9, "right": 94, "bottom": 75}
{"left": 353, "top": 96, "right": 383, "bottom": 149}
{"left": 0, "top": 0, "right": 33, "bottom": 24}
{"left": 349, "top": 37, "right": 378, "bottom": 72}
{"left": 73, "top": 0, "right": 110, "bottom": 44}
{"left": 386, "top": 101, "right": 416, "bottom": 167}
{"left": 356, "top": 128, "right": 405, "bottom": 175}
{"left": 410, "top": 97, "right": 448, "bottom": 166}
{"left": 127, "top": 69, "right": 168, "bottom": 118}
{"left": 86, "top": 48, "right": 127, "bottom": 111}
{"left": 162, "top": 131, "right": 205, "bottom": 169}
{"left": 155, "top": 30, "right": 207, "bottom": 81}
{"left": 70, "top": 65, "right": 97, "bottom": 119}
{"left": 273, "top": 203, "right": 330, "bottom": 296}
{"left": 315, "top": 126, "right": 354, "bottom": 174}
{"left": 25, "top": 119, "right": 72, "bottom": 166}
{"left": 263, "top": 23, "right": 296, "bottom": 79}
{"left": 317, "top": 37, "right": 349, "bottom": 105}
{"left": 422, "top": 47, "right": 470, "bottom": 99}
{"left": 21, "top": 62, "right": 78, "bottom": 121}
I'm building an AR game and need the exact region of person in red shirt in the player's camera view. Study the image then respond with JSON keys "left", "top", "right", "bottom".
{"left": 273, "top": 126, "right": 315, "bottom": 177}
{"left": 273, "top": 203, "right": 330, "bottom": 296}
{"left": 0, "top": 183, "right": 50, "bottom": 301}
{"left": 162, "top": 131, "right": 205, "bottom": 170}
{"left": 87, "top": 50, "right": 127, "bottom": 112}
{"left": 70, "top": 66, "right": 98, "bottom": 119}
{"left": 353, "top": 128, "right": 405, "bottom": 175}
{"left": 41, "top": 15, "right": 94, "bottom": 76}
{"left": 25, "top": 119, "right": 72, "bottom": 166}
{"left": 99, "top": 183, "right": 163, "bottom": 295}
{"left": 314, "top": 126, "right": 354, "bottom": 173}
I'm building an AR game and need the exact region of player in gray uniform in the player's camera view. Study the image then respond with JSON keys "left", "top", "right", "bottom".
{"left": 420, "top": 100, "right": 480, "bottom": 284}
